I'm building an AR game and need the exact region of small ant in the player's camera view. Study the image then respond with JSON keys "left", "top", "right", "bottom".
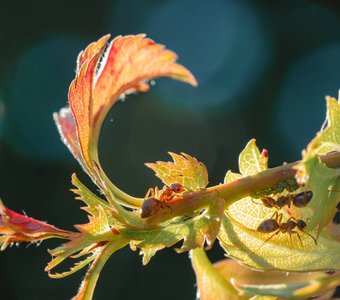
{"left": 141, "top": 183, "right": 185, "bottom": 218}
{"left": 258, "top": 191, "right": 313, "bottom": 209}
{"left": 257, "top": 211, "right": 317, "bottom": 249}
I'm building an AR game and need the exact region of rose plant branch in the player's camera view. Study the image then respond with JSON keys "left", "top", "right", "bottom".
{"left": 1, "top": 34, "right": 339, "bottom": 300}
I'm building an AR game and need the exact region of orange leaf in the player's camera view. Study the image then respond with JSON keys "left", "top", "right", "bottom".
{"left": 0, "top": 200, "right": 72, "bottom": 250}
{"left": 65, "top": 34, "right": 197, "bottom": 170}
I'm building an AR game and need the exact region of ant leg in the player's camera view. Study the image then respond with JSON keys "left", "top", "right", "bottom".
{"left": 251, "top": 198, "right": 263, "bottom": 205}
{"left": 270, "top": 211, "right": 283, "bottom": 224}
{"left": 144, "top": 188, "right": 155, "bottom": 199}
{"left": 255, "top": 229, "right": 280, "bottom": 252}
{"left": 302, "top": 231, "right": 317, "bottom": 245}
{"left": 286, "top": 216, "right": 297, "bottom": 222}
{"left": 290, "top": 231, "right": 303, "bottom": 247}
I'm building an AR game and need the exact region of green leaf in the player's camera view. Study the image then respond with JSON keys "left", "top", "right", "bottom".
{"left": 235, "top": 270, "right": 340, "bottom": 300}
{"left": 307, "top": 96, "right": 340, "bottom": 154}
{"left": 72, "top": 173, "right": 144, "bottom": 228}
{"left": 72, "top": 237, "right": 129, "bottom": 300}
{"left": 219, "top": 140, "right": 340, "bottom": 271}
{"left": 190, "top": 248, "right": 243, "bottom": 300}
{"left": 213, "top": 259, "right": 338, "bottom": 300}
{"left": 145, "top": 152, "right": 208, "bottom": 190}
{"left": 302, "top": 155, "right": 340, "bottom": 235}
{"left": 218, "top": 213, "right": 340, "bottom": 271}
{"left": 121, "top": 192, "right": 224, "bottom": 264}
{"left": 71, "top": 173, "right": 115, "bottom": 221}
{"left": 46, "top": 206, "right": 121, "bottom": 276}
{"left": 239, "top": 139, "right": 268, "bottom": 176}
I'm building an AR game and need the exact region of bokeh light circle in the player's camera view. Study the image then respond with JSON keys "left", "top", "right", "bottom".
{"left": 276, "top": 43, "right": 340, "bottom": 153}
{"left": 4, "top": 34, "right": 87, "bottom": 161}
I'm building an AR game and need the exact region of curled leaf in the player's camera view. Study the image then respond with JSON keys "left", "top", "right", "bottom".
{"left": 55, "top": 34, "right": 197, "bottom": 173}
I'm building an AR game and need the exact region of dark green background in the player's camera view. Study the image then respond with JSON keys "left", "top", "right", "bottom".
{"left": 1, "top": 0, "right": 340, "bottom": 299}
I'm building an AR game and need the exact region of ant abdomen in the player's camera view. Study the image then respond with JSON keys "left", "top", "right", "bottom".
{"left": 141, "top": 197, "right": 160, "bottom": 218}
{"left": 257, "top": 219, "right": 279, "bottom": 233}
{"left": 293, "top": 191, "right": 313, "bottom": 207}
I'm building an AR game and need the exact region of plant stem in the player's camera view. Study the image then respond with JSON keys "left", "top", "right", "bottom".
{"left": 144, "top": 151, "right": 340, "bottom": 225}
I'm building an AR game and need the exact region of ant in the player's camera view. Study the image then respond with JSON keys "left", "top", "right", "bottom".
{"left": 258, "top": 191, "right": 313, "bottom": 209}
{"left": 256, "top": 211, "right": 317, "bottom": 249}
{"left": 141, "top": 183, "right": 185, "bottom": 218}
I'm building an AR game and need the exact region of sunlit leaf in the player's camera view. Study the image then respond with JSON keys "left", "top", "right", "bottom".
{"left": 218, "top": 213, "right": 340, "bottom": 271}
{"left": 302, "top": 155, "right": 340, "bottom": 235}
{"left": 46, "top": 206, "right": 122, "bottom": 277}
{"left": 214, "top": 259, "right": 338, "bottom": 300}
{"left": 219, "top": 140, "right": 340, "bottom": 271}
{"left": 72, "top": 237, "right": 129, "bottom": 300}
{"left": 67, "top": 35, "right": 110, "bottom": 169}
{"left": 53, "top": 107, "right": 86, "bottom": 169}
{"left": 145, "top": 152, "right": 208, "bottom": 190}
{"left": 71, "top": 173, "right": 143, "bottom": 228}
{"left": 58, "top": 34, "right": 197, "bottom": 172}
{"left": 239, "top": 139, "right": 268, "bottom": 176}
{"left": 0, "top": 200, "right": 72, "bottom": 250}
{"left": 121, "top": 193, "right": 223, "bottom": 264}
{"left": 191, "top": 248, "right": 242, "bottom": 300}
{"left": 307, "top": 96, "right": 340, "bottom": 154}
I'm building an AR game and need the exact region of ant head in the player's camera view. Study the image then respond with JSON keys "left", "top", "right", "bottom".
{"left": 169, "top": 182, "right": 184, "bottom": 193}
{"left": 296, "top": 219, "right": 307, "bottom": 231}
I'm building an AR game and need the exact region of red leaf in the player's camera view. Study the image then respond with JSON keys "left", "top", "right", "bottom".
{"left": 0, "top": 200, "right": 72, "bottom": 250}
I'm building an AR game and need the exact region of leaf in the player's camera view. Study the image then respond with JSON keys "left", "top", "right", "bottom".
{"left": 71, "top": 173, "right": 144, "bottom": 228}
{"left": 71, "top": 173, "right": 114, "bottom": 219}
{"left": 0, "top": 200, "right": 72, "bottom": 250}
{"left": 190, "top": 248, "right": 243, "bottom": 300}
{"left": 239, "top": 139, "right": 268, "bottom": 176}
{"left": 46, "top": 205, "right": 122, "bottom": 277}
{"left": 120, "top": 192, "right": 224, "bottom": 264}
{"left": 145, "top": 152, "right": 209, "bottom": 190}
{"left": 71, "top": 238, "right": 128, "bottom": 300}
{"left": 56, "top": 34, "right": 197, "bottom": 172}
{"left": 302, "top": 155, "right": 340, "bottom": 235}
{"left": 307, "top": 96, "right": 340, "bottom": 154}
{"left": 67, "top": 35, "right": 110, "bottom": 169}
{"left": 218, "top": 140, "right": 340, "bottom": 271}
{"left": 53, "top": 107, "right": 86, "bottom": 170}
{"left": 218, "top": 213, "right": 340, "bottom": 271}
{"left": 214, "top": 259, "right": 338, "bottom": 300}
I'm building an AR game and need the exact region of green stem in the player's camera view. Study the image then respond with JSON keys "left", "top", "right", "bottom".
{"left": 144, "top": 152, "right": 340, "bottom": 225}
{"left": 73, "top": 237, "right": 129, "bottom": 300}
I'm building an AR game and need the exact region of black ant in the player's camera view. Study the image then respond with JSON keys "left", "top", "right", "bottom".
{"left": 256, "top": 211, "right": 317, "bottom": 249}
{"left": 258, "top": 191, "right": 313, "bottom": 210}
{"left": 141, "top": 183, "right": 185, "bottom": 218}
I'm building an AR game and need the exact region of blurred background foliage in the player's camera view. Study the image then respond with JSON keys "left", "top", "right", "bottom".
{"left": 1, "top": 0, "right": 340, "bottom": 299}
